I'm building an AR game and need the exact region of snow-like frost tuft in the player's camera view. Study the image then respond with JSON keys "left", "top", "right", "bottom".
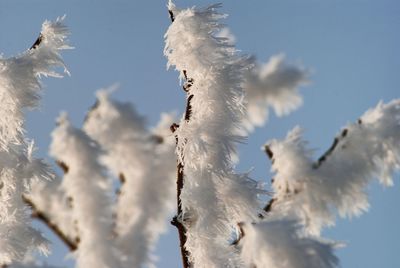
{"left": 266, "top": 99, "right": 400, "bottom": 234}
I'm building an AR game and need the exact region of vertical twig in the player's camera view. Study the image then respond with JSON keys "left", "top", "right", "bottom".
{"left": 170, "top": 94, "right": 193, "bottom": 268}
{"left": 168, "top": 8, "right": 193, "bottom": 268}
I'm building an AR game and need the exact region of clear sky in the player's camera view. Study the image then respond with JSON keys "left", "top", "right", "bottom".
{"left": 1, "top": 0, "right": 399, "bottom": 267}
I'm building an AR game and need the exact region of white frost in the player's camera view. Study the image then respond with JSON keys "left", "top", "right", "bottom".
{"left": 243, "top": 54, "right": 309, "bottom": 131}
{"left": 165, "top": 4, "right": 261, "bottom": 267}
{"left": 84, "top": 89, "right": 176, "bottom": 268}
{"left": 240, "top": 220, "right": 338, "bottom": 268}
{"left": 266, "top": 99, "right": 400, "bottom": 234}
{"left": 0, "top": 17, "right": 70, "bottom": 264}
{"left": 50, "top": 114, "right": 121, "bottom": 268}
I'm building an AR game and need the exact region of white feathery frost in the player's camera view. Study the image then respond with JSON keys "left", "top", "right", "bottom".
{"left": 7, "top": 253, "right": 63, "bottom": 268}
{"left": 165, "top": 4, "right": 261, "bottom": 267}
{"left": 0, "top": 16, "right": 71, "bottom": 148}
{"left": 28, "top": 174, "right": 77, "bottom": 244}
{"left": 0, "top": 17, "right": 70, "bottom": 264}
{"left": 240, "top": 220, "right": 339, "bottom": 268}
{"left": 50, "top": 114, "right": 121, "bottom": 268}
{"left": 83, "top": 89, "right": 176, "bottom": 268}
{"left": 266, "top": 99, "right": 400, "bottom": 234}
{"left": 243, "top": 54, "right": 309, "bottom": 132}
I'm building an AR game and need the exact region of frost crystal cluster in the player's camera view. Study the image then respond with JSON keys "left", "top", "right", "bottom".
{"left": 0, "top": 17, "right": 70, "bottom": 264}
{"left": 27, "top": 90, "right": 176, "bottom": 268}
{"left": 165, "top": 4, "right": 261, "bottom": 267}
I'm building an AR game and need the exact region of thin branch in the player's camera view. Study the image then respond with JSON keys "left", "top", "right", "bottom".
{"left": 170, "top": 123, "right": 191, "bottom": 268}
{"left": 22, "top": 159, "right": 80, "bottom": 251}
{"left": 30, "top": 33, "right": 43, "bottom": 50}
{"left": 262, "top": 125, "right": 353, "bottom": 215}
{"left": 168, "top": 10, "right": 175, "bottom": 22}
{"left": 167, "top": 7, "right": 193, "bottom": 268}
{"left": 56, "top": 160, "right": 69, "bottom": 173}
{"left": 263, "top": 198, "right": 277, "bottom": 213}
{"left": 313, "top": 128, "right": 349, "bottom": 169}
{"left": 22, "top": 195, "right": 78, "bottom": 251}
{"left": 185, "top": 95, "right": 194, "bottom": 121}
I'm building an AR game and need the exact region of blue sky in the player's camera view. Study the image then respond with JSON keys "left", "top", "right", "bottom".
{"left": 1, "top": 0, "right": 399, "bottom": 267}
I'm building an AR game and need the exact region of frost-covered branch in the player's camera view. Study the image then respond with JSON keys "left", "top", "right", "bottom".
{"left": 0, "top": 16, "right": 71, "bottom": 149}
{"left": 215, "top": 27, "right": 309, "bottom": 132}
{"left": 240, "top": 220, "right": 338, "bottom": 268}
{"left": 165, "top": 3, "right": 261, "bottom": 267}
{"left": 264, "top": 99, "right": 400, "bottom": 234}
{"left": 26, "top": 159, "right": 79, "bottom": 253}
{"left": 0, "top": 17, "right": 70, "bottom": 265}
{"left": 50, "top": 114, "right": 120, "bottom": 268}
{"left": 242, "top": 54, "right": 309, "bottom": 132}
{"left": 84, "top": 89, "right": 176, "bottom": 268}
{"left": 169, "top": 90, "right": 193, "bottom": 268}
{"left": 22, "top": 195, "right": 78, "bottom": 251}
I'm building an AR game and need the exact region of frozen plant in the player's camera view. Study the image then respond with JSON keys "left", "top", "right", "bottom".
{"left": 1, "top": 2, "right": 399, "bottom": 268}
{"left": 0, "top": 17, "right": 70, "bottom": 265}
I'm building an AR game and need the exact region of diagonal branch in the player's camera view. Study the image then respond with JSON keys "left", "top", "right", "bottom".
{"left": 22, "top": 195, "right": 78, "bottom": 251}
{"left": 312, "top": 128, "right": 349, "bottom": 169}
{"left": 22, "top": 160, "right": 80, "bottom": 252}
{"left": 262, "top": 123, "right": 355, "bottom": 214}
{"left": 30, "top": 33, "right": 43, "bottom": 50}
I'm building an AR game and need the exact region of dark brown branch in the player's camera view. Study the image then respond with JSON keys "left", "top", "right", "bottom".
{"left": 171, "top": 168, "right": 190, "bottom": 268}
{"left": 313, "top": 128, "right": 348, "bottom": 169}
{"left": 168, "top": 10, "right": 175, "bottom": 22}
{"left": 168, "top": 7, "right": 194, "bottom": 267}
{"left": 30, "top": 33, "right": 43, "bottom": 50}
{"left": 263, "top": 198, "right": 277, "bottom": 213}
{"left": 170, "top": 114, "right": 192, "bottom": 268}
{"left": 262, "top": 126, "right": 352, "bottom": 215}
{"left": 170, "top": 68, "right": 194, "bottom": 267}
{"left": 56, "top": 160, "right": 69, "bottom": 173}
{"left": 22, "top": 195, "right": 78, "bottom": 251}
{"left": 261, "top": 145, "right": 278, "bottom": 215}
{"left": 264, "top": 145, "right": 273, "bottom": 160}
{"left": 231, "top": 222, "right": 245, "bottom": 246}
{"left": 185, "top": 95, "right": 194, "bottom": 121}
{"left": 170, "top": 138, "right": 191, "bottom": 268}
